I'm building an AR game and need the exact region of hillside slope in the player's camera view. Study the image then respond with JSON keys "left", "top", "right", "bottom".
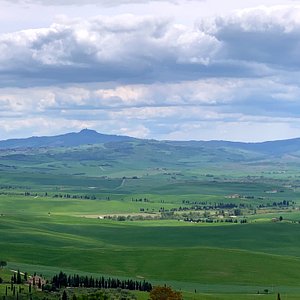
{"left": 0, "top": 129, "right": 135, "bottom": 149}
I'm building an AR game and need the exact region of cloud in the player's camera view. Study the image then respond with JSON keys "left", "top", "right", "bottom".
{"left": 1, "top": 6, "right": 300, "bottom": 141}
{"left": 0, "top": 16, "right": 218, "bottom": 86}
{"left": 0, "top": 14, "right": 252, "bottom": 87}
{"left": 2, "top": 0, "right": 196, "bottom": 6}
{"left": 0, "top": 79, "right": 238, "bottom": 117}
{"left": 199, "top": 6, "right": 300, "bottom": 68}
{"left": 1, "top": 98, "right": 299, "bottom": 142}
{"left": 1, "top": 75, "right": 300, "bottom": 141}
{"left": 1, "top": 7, "right": 300, "bottom": 88}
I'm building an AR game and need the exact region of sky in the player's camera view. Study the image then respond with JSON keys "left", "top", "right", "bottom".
{"left": 1, "top": 0, "right": 300, "bottom": 141}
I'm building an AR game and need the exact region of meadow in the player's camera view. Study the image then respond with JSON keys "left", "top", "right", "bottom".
{"left": 1, "top": 141, "right": 300, "bottom": 299}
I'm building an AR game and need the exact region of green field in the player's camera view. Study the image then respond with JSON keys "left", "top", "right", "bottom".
{"left": 1, "top": 142, "right": 300, "bottom": 299}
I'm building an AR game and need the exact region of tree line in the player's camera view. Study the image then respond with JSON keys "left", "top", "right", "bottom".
{"left": 50, "top": 271, "right": 152, "bottom": 292}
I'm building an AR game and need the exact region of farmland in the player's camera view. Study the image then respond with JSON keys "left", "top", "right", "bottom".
{"left": 1, "top": 135, "right": 300, "bottom": 299}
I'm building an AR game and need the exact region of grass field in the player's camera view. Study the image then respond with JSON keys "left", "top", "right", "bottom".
{"left": 1, "top": 143, "right": 300, "bottom": 299}
{"left": 1, "top": 207, "right": 300, "bottom": 294}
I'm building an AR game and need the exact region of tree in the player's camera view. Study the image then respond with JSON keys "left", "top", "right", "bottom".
{"left": 234, "top": 209, "right": 242, "bottom": 216}
{"left": 150, "top": 286, "right": 182, "bottom": 300}
{"left": 0, "top": 261, "right": 7, "bottom": 269}
{"left": 16, "top": 270, "right": 22, "bottom": 284}
{"left": 62, "top": 290, "right": 68, "bottom": 300}
{"left": 277, "top": 293, "right": 281, "bottom": 300}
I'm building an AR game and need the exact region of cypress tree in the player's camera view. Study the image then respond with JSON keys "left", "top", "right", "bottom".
{"left": 62, "top": 290, "right": 68, "bottom": 300}
{"left": 17, "top": 271, "right": 21, "bottom": 284}
{"left": 277, "top": 293, "right": 281, "bottom": 300}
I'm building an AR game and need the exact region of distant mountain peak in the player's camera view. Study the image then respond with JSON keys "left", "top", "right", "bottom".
{"left": 1, "top": 130, "right": 300, "bottom": 156}
{"left": 0, "top": 129, "right": 135, "bottom": 149}
{"left": 79, "top": 128, "right": 97, "bottom": 134}
{"left": 78, "top": 128, "right": 100, "bottom": 136}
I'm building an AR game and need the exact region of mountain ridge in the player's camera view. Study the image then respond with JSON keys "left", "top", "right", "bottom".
{"left": 0, "top": 129, "right": 136, "bottom": 149}
{"left": 1, "top": 129, "right": 300, "bottom": 156}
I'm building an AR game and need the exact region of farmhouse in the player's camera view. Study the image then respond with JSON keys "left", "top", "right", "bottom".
{"left": 28, "top": 275, "right": 46, "bottom": 288}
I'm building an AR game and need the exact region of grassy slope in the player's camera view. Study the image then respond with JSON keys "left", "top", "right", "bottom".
{"left": 1, "top": 209, "right": 300, "bottom": 289}
{"left": 1, "top": 143, "right": 300, "bottom": 297}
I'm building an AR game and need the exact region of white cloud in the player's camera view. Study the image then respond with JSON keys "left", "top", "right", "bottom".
{"left": 199, "top": 6, "right": 300, "bottom": 68}
{"left": 1, "top": 75, "right": 300, "bottom": 141}
{"left": 3, "top": 0, "right": 196, "bottom": 6}
{"left": 0, "top": 79, "right": 238, "bottom": 117}
{"left": 1, "top": 7, "right": 300, "bottom": 88}
{"left": 0, "top": 14, "right": 219, "bottom": 86}
{"left": 1, "top": 6, "right": 300, "bottom": 141}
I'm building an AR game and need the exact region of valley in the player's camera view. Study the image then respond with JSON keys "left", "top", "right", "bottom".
{"left": 1, "top": 131, "right": 300, "bottom": 299}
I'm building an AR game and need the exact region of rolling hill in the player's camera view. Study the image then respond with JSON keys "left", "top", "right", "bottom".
{"left": 0, "top": 129, "right": 135, "bottom": 149}
{"left": 1, "top": 129, "right": 300, "bottom": 160}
